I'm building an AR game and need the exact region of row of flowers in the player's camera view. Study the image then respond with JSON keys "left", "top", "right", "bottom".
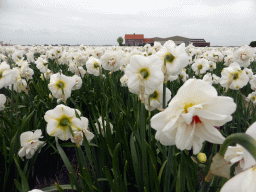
{"left": 1, "top": 41, "right": 256, "bottom": 191}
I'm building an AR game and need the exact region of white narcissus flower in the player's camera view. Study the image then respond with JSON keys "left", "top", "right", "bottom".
{"left": 71, "top": 74, "right": 82, "bottom": 90}
{"left": 191, "top": 58, "right": 210, "bottom": 75}
{"left": 28, "top": 189, "right": 44, "bottom": 192}
{"left": 233, "top": 45, "right": 254, "bottom": 68}
{"left": 249, "top": 75, "right": 256, "bottom": 90}
{"left": 212, "top": 74, "right": 220, "bottom": 84}
{"left": 244, "top": 68, "right": 253, "bottom": 80}
{"left": 0, "top": 61, "right": 12, "bottom": 89}
{"left": 18, "top": 129, "right": 45, "bottom": 159}
{"left": 48, "top": 73, "right": 76, "bottom": 100}
{"left": 224, "top": 121, "right": 256, "bottom": 174}
{"left": 35, "top": 57, "right": 48, "bottom": 73}
{"left": 224, "top": 54, "right": 234, "bottom": 66}
{"left": 0, "top": 94, "right": 6, "bottom": 111}
{"left": 120, "top": 74, "right": 128, "bottom": 87}
{"left": 125, "top": 55, "right": 164, "bottom": 96}
{"left": 44, "top": 104, "right": 83, "bottom": 141}
{"left": 208, "top": 61, "right": 216, "bottom": 71}
{"left": 220, "top": 167, "right": 256, "bottom": 192}
{"left": 202, "top": 73, "right": 213, "bottom": 85}
{"left": 220, "top": 62, "right": 249, "bottom": 90}
{"left": 178, "top": 70, "right": 188, "bottom": 83}
{"left": 100, "top": 50, "right": 123, "bottom": 72}
{"left": 71, "top": 117, "right": 94, "bottom": 145}
{"left": 151, "top": 79, "right": 236, "bottom": 154}
{"left": 86, "top": 56, "right": 101, "bottom": 76}
{"left": 144, "top": 84, "right": 171, "bottom": 111}
{"left": 156, "top": 41, "right": 189, "bottom": 76}
{"left": 95, "top": 116, "right": 113, "bottom": 136}
{"left": 247, "top": 91, "right": 256, "bottom": 104}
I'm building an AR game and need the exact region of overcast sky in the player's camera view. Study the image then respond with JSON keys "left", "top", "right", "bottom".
{"left": 0, "top": 0, "right": 255, "bottom": 46}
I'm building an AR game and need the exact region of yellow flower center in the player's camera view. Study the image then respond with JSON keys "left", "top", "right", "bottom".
{"left": 151, "top": 90, "right": 159, "bottom": 99}
{"left": 139, "top": 68, "right": 150, "bottom": 79}
{"left": 0, "top": 71, "right": 2, "bottom": 79}
{"left": 56, "top": 81, "right": 65, "bottom": 89}
{"left": 165, "top": 53, "right": 175, "bottom": 63}
{"left": 59, "top": 117, "right": 70, "bottom": 127}
{"left": 94, "top": 63, "right": 99, "bottom": 69}
{"left": 232, "top": 73, "right": 239, "bottom": 80}
{"left": 184, "top": 103, "right": 194, "bottom": 113}
{"left": 197, "top": 65, "right": 203, "bottom": 70}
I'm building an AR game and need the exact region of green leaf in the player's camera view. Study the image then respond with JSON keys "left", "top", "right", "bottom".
{"left": 55, "top": 137, "right": 82, "bottom": 191}
{"left": 158, "top": 159, "right": 167, "bottom": 184}
{"left": 14, "top": 155, "right": 30, "bottom": 192}
{"left": 40, "top": 184, "right": 76, "bottom": 192}
{"left": 14, "top": 179, "right": 22, "bottom": 192}
{"left": 55, "top": 183, "right": 66, "bottom": 192}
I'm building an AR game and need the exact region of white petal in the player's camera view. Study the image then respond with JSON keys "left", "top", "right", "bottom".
{"left": 195, "top": 121, "right": 225, "bottom": 144}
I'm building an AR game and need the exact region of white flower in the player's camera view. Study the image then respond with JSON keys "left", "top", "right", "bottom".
{"left": 191, "top": 58, "right": 210, "bottom": 75}
{"left": 71, "top": 75, "right": 82, "bottom": 90}
{"left": 44, "top": 104, "right": 83, "bottom": 141}
{"left": 220, "top": 167, "right": 256, "bottom": 192}
{"left": 224, "top": 54, "right": 234, "bottom": 66}
{"left": 125, "top": 55, "right": 164, "bottom": 96}
{"left": 250, "top": 75, "right": 256, "bottom": 90}
{"left": 233, "top": 45, "right": 254, "bottom": 68}
{"left": 48, "top": 73, "right": 76, "bottom": 100}
{"left": 120, "top": 74, "right": 128, "bottom": 87}
{"left": 71, "top": 117, "right": 94, "bottom": 145}
{"left": 202, "top": 73, "right": 213, "bottom": 85}
{"left": 100, "top": 50, "right": 123, "bottom": 72}
{"left": 0, "top": 94, "right": 6, "bottom": 111}
{"left": 13, "top": 78, "right": 27, "bottom": 93}
{"left": 156, "top": 41, "right": 189, "bottom": 76}
{"left": 244, "top": 68, "right": 253, "bottom": 80}
{"left": 28, "top": 189, "right": 44, "bottom": 192}
{"left": 95, "top": 116, "right": 113, "bottom": 136}
{"left": 18, "top": 130, "right": 45, "bottom": 159}
{"left": 212, "top": 74, "right": 220, "bottom": 84}
{"left": 151, "top": 79, "right": 236, "bottom": 154}
{"left": 0, "top": 61, "right": 13, "bottom": 89}
{"left": 246, "top": 91, "right": 256, "bottom": 104}
{"left": 208, "top": 61, "right": 216, "bottom": 71}
{"left": 220, "top": 62, "right": 249, "bottom": 90}
{"left": 35, "top": 57, "right": 48, "bottom": 73}
{"left": 224, "top": 121, "right": 256, "bottom": 174}
{"left": 144, "top": 84, "right": 171, "bottom": 111}
{"left": 86, "top": 56, "right": 101, "bottom": 76}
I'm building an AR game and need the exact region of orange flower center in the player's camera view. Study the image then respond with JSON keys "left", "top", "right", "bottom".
{"left": 191, "top": 115, "right": 202, "bottom": 125}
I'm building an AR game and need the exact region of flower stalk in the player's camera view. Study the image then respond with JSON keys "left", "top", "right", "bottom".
{"left": 162, "top": 58, "right": 167, "bottom": 109}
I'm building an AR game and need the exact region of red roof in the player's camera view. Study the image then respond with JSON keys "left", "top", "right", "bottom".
{"left": 125, "top": 34, "right": 144, "bottom": 39}
{"left": 144, "top": 38, "right": 152, "bottom": 43}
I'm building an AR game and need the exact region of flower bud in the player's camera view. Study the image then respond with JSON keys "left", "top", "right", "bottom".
{"left": 197, "top": 153, "right": 207, "bottom": 163}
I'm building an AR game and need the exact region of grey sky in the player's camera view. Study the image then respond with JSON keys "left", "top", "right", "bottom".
{"left": 0, "top": 0, "right": 255, "bottom": 46}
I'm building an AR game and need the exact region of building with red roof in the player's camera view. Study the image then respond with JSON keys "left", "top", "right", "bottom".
{"left": 124, "top": 34, "right": 210, "bottom": 47}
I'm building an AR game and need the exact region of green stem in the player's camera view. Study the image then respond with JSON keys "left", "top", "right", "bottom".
{"left": 219, "top": 133, "right": 256, "bottom": 161}
{"left": 162, "top": 58, "right": 167, "bottom": 109}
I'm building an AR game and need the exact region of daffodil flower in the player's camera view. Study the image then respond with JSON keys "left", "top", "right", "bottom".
{"left": 44, "top": 104, "right": 83, "bottom": 141}
{"left": 151, "top": 79, "right": 236, "bottom": 154}
{"left": 18, "top": 129, "right": 45, "bottom": 159}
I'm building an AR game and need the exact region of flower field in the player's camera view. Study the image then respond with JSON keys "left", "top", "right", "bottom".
{"left": 1, "top": 41, "right": 256, "bottom": 192}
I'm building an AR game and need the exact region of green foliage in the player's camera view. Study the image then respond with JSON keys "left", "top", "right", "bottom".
{"left": 249, "top": 41, "right": 256, "bottom": 47}
{"left": 117, "top": 37, "right": 124, "bottom": 46}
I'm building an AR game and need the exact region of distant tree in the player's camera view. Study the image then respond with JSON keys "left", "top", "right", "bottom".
{"left": 117, "top": 37, "right": 124, "bottom": 46}
{"left": 249, "top": 41, "right": 256, "bottom": 47}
